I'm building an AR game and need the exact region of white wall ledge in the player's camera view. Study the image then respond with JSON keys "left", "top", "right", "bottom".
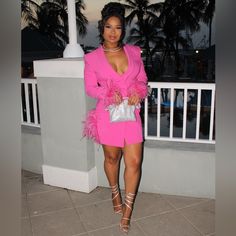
{"left": 42, "top": 165, "right": 97, "bottom": 193}
{"left": 21, "top": 125, "right": 41, "bottom": 135}
{"left": 144, "top": 140, "right": 215, "bottom": 152}
{"left": 21, "top": 126, "right": 215, "bottom": 153}
{"left": 33, "top": 57, "right": 84, "bottom": 78}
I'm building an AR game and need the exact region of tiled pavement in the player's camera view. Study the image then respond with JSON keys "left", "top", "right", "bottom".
{"left": 21, "top": 170, "right": 215, "bottom": 236}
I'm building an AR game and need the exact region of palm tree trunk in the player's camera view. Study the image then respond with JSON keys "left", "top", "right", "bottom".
{"left": 137, "top": 13, "right": 144, "bottom": 36}
{"left": 161, "top": 50, "right": 167, "bottom": 74}
{"left": 175, "top": 22, "right": 181, "bottom": 77}
{"left": 208, "top": 18, "right": 212, "bottom": 48}
{"left": 61, "top": 4, "right": 68, "bottom": 45}
{"left": 175, "top": 38, "right": 180, "bottom": 76}
{"left": 150, "top": 51, "right": 154, "bottom": 70}
{"left": 145, "top": 40, "right": 150, "bottom": 68}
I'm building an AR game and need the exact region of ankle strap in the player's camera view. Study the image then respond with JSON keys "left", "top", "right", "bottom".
{"left": 111, "top": 184, "right": 120, "bottom": 200}
{"left": 124, "top": 192, "right": 136, "bottom": 210}
{"left": 111, "top": 184, "right": 119, "bottom": 192}
{"left": 110, "top": 184, "right": 118, "bottom": 188}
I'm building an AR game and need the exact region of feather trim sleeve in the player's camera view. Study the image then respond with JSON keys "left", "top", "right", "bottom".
{"left": 82, "top": 109, "right": 100, "bottom": 144}
{"left": 128, "top": 81, "right": 148, "bottom": 99}
{"left": 104, "top": 81, "right": 121, "bottom": 107}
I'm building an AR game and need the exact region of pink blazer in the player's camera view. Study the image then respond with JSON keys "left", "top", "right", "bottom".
{"left": 83, "top": 44, "right": 148, "bottom": 147}
{"left": 84, "top": 44, "right": 148, "bottom": 111}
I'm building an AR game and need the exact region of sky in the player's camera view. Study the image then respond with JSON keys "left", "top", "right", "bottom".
{"left": 78, "top": 0, "right": 164, "bottom": 47}
{"left": 77, "top": 0, "right": 215, "bottom": 48}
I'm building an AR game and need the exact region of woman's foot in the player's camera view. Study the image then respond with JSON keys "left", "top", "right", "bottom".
{"left": 111, "top": 184, "right": 123, "bottom": 214}
{"left": 120, "top": 192, "right": 136, "bottom": 234}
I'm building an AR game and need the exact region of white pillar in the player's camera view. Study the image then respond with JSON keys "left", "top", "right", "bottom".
{"left": 33, "top": 58, "right": 97, "bottom": 193}
{"left": 63, "top": 0, "right": 84, "bottom": 58}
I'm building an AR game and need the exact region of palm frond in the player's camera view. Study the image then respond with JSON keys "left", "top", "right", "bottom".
{"left": 120, "top": 3, "right": 134, "bottom": 12}
{"left": 202, "top": 0, "right": 215, "bottom": 24}
{"left": 123, "top": 0, "right": 136, "bottom": 8}
{"left": 147, "top": 2, "right": 163, "bottom": 13}
{"left": 125, "top": 10, "right": 138, "bottom": 25}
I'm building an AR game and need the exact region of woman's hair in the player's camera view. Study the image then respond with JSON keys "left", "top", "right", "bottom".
{"left": 98, "top": 2, "right": 126, "bottom": 45}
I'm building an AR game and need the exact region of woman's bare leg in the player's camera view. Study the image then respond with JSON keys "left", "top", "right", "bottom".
{"left": 102, "top": 145, "right": 122, "bottom": 212}
{"left": 121, "top": 142, "right": 142, "bottom": 229}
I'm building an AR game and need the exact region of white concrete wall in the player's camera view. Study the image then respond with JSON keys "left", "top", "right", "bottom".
{"left": 22, "top": 57, "right": 215, "bottom": 197}
{"left": 21, "top": 127, "right": 215, "bottom": 198}
{"left": 95, "top": 141, "right": 215, "bottom": 198}
{"left": 33, "top": 58, "right": 97, "bottom": 193}
{"left": 21, "top": 126, "right": 43, "bottom": 174}
{"left": 36, "top": 76, "right": 91, "bottom": 170}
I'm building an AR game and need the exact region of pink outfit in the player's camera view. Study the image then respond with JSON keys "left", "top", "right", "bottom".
{"left": 83, "top": 44, "right": 148, "bottom": 147}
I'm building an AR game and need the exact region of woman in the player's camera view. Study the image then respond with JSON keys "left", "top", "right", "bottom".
{"left": 83, "top": 2, "right": 148, "bottom": 233}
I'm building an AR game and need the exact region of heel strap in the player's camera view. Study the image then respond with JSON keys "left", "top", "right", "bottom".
{"left": 120, "top": 217, "right": 131, "bottom": 233}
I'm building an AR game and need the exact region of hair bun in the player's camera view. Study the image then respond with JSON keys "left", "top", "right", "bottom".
{"left": 101, "top": 2, "right": 125, "bottom": 18}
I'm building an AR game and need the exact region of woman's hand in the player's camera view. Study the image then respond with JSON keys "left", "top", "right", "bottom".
{"left": 128, "top": 94, "right": 141, "bottom": 106}
{"left": 114, "top": 91, "right": 123, "bottom": 105}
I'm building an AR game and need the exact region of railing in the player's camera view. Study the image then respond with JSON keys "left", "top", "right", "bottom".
{"left": 144, "top": 82, "right": 215, "bottom": 144}
{"left": 21, "top": 79, "right": 215, "bottom": 144}
{"left": 21, "top": 78, "right": 40, "bottom": 127}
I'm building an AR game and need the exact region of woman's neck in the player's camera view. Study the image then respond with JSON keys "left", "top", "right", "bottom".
{"left": 103, "top": 42, "right": 120, "bottom": 49}
{"left": 102, "top": 43, "right": 122, "bottom": 53}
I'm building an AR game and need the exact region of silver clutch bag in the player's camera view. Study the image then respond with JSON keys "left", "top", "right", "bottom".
{"left": 107, "top": 99, "right": 140, "bottom": 123}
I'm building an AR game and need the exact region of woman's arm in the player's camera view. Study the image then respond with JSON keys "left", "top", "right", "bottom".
{"left": 84, "top": 54, "right": 122, "bottom": 106}
{"left": 84, "top": 55, "right": 106, "bottom": 99}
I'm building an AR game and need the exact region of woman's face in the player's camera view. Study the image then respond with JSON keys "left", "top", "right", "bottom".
{"left": 102, "top": 16, "right": 122, "bottom": 45}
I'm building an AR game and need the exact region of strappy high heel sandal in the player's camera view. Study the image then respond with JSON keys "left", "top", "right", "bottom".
{"left": 120, "top": 192, "right": 136, "bottom": 234}
{"left": 111, "top": 184, "right": 123, "bottom": 214}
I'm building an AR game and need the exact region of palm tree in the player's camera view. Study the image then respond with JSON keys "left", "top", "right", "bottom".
{"left": 21, "top": 0, "right": 40, "bottom": 27}
{"left": 128, "top": 17, "right": 165, "bottom": 70}
{"left": 118, "top": 0, "right": 163, "bottom": 33}
{"left": 159, "top": 0, "right": 207, "bottom": 75}
{"left": 160, "top": 29, "right": 190, "bottom": 75}
{"left": 202, "top": 0, "right": 215, "bottom": 48}
{"left": 29, "top": 4, "right": 67, "bottom": 47}
{"left": 25, "top": 0, "right": 88, "bottom": 47}
{"left": 41, "top": 0, "right": 88, "bottom": 38}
